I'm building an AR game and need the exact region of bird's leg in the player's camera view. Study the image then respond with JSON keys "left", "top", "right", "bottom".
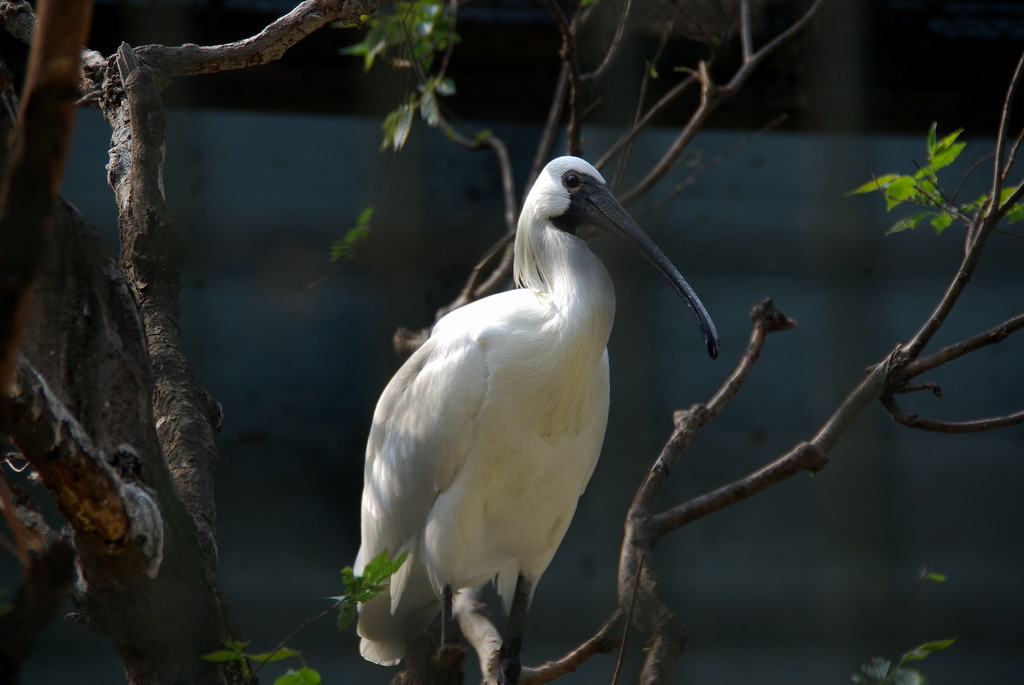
{"left": 441, "top": 584, "right": 455, "bottom": 645}
{"left": 498, "top": 575, "right": 532, "bottom": 685}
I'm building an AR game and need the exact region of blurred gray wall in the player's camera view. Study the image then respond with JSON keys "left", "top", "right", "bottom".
{"left": 6, "top": 103, "right": 1017, "bottom": 684}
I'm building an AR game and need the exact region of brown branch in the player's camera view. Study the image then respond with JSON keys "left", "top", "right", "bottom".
{"left": 880, "top": 393, "right": 1024, "bottom": 433}
{"left": 648, "top": 354, "right": 889, "bottom": 538}
{"left": 0, "top": 538, "right": 74, "bottom": 683}
{"left": 617, "top": 0, "right": 821, "bottom": 205}
{"left": 0, "top": 0, "right": 35, "bottom": 44}
{"left": 2, "top": 357, "right": 139, "bottom": 551}
{"left": 526, "top": 63, "right": 569, "bottom": 197}
{"left": 133, "top": 0, "right": 377, "bottom": 78}
{"left": 107, "top": 42, "right": 224, "bottom": 565}
{"left": 521, "top": 610, "right": 624, "bottom": 684}
{"left": 0, "top": 0, "right": 94, "bottom": 403}
{"left": 631, "top": 300, "right": 795, "bottom": 516}
{"left": 581, "top": 0, "right": 634, "bottom": 86}
{"left": 542, "top": 0, "right": 583, "bottom": 156}
{"left": 989, "top": 49, "right": 1024, "bottom": 214}
{"left": 595, "top": 75, "right": 697, "bottom": 173}
{"left": 899, "top": 312, "right": 1024, "bottom": 379}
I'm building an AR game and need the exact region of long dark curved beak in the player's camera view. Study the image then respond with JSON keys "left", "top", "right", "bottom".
{"left": 568, "top": 176, "right": 720, "bottom": 359}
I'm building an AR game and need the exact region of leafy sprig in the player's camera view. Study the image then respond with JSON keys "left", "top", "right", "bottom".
{"left": 340, "top": 1, "right": 459, "bottom": 150}
{"left": 848, "top": 122, "right": 1024, "bottom": 235}
{"left": 334, "top": 549, "right": 408, "bottom": 631}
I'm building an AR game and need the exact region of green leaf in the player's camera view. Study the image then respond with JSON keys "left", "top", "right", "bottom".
{"left": 885, "top": 213, "right": 928, "bottom": 235}
{"left": 248, "top": 648, "right": 301, "bottom": 664}
{"left": 847, "top": 174, "right": 900, "bottom": 196}
{"left": 863, "top": 656, "right": 891, "bottom": 679}
{"left": 475, "top": 128, "right": 493, "bottom": 142}
{"left": 923, "top": 571, "right": 947, "bottom": 583}
{"left": 890, "top": 668, "right": 924, "bottom": 685}
{"left": 926, "top": 122, "right": 937, "bottom": 157}
{"left": 435, "top": 76, "right": 456, "bottom": 96}
{"left": 274, "top": 667, "right": 322, "bottom": 685}
{"left": 1006, "top": 203, "right": 1024, "bottom": 224}
{"left": 933, "top": 127, "right": 964, "bottom": 156}
{"left": 336, "top": 550, "right": 408, "bottom": 630}
{"left": 901, "top": 638, "right": 957, "bottom": 662}
{"left": 381, "top": 102, "right": 416, "bottom": 151}
{"left": 930, "top": 141, "right": 965, "bottom": 172}
{"left": 885, "top": 176, "right": 917, "bottom": 210}
{"left": 998, "top": 185, "right": 1019, "bottom": 206}
{"left": 420, "top": 90, "right": 440, "bottom": 127}
{"left": 330, "top": 207, "right": 373, "bottom": 262}
{"left": 930, "top": 212, "right": 953, "bottom": 234}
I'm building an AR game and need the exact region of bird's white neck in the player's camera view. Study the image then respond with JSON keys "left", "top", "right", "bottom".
{"left": 514, "top": 218, "right": 616, "bottom": 352}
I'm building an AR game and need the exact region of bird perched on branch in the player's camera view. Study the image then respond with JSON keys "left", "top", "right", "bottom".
{"left": 355, "top": 156, "right": 718, "bottom": 683}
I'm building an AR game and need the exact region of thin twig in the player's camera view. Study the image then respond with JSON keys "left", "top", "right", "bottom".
{"left": 526, "top": 63, "right": 569, "bottom": 197}
{"left": 899, "top": 312, "right": 1024, "bottom": 379}
{"left": 543, "top": 0, "right": 583, "bottom": 156}
{"left": 582, "top": 0, "right": 633, "bottom": 85}
{"left": 989, "top": 49, "right": 1024, "bottom": 215}
{"left": 610, "top": 555, "right": 643, "bottom": 685}
{"left": 880, "top": 394, "right": 1024, "bottom": 433}
{"left": 739, "top": 0, "right": 753, "bottom": 62}
{"left": 618, "top": 0, "right": 822, "bottom": 205}
{"left": 248, "top": 601, "right": 342, "bottom": 682}
{"left": 645, "top": 112, "right": 788, "bottom": 215}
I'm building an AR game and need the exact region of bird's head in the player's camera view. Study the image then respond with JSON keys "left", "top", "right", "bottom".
{"left": 519, "top": 156, "right": 720, "bottom": 360}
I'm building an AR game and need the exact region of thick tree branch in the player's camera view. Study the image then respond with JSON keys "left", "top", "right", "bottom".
{"left": 0, "top": 0, "right": 93, "bottom": 401}
{"left": 133, "top": 0, "right": 376, "bottom": 78}
{"left": 0, "top": 539, "right": 74, "bottom": 684}
{"left": 2, "top": 357, "right": 162, "bottom": 558}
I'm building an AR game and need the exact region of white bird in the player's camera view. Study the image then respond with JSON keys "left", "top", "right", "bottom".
{"left": 354, "top": 156, "right": 718, "bottom": 681}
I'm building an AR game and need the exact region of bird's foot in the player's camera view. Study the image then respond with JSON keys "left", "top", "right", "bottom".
{"left": 497, "top": 643, "right": 521, "bottom": 685}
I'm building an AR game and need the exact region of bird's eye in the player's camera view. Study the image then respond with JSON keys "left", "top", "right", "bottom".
{"left": 562, "top": 171, "right": 582, "bottom": 190}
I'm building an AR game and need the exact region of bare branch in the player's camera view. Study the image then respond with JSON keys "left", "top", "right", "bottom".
{"left": 595, "top": 75, "right": 697, "bottom": 173}
{"left": 989, "top": 49, "right": 1024, "bottom": 211}
{"left": 617, "top": 0, "right": 821, "bottom": 205}
{"left": 105, "top": 42, "right": 224, "bottom": 563}
{"left": 542, "top": 0, "right": 583, "bottom": 156}
{"left": 526, "top": 63, "right": 569, "bottom": 197}
{"left": 2, "top": 357, "right": 157, "bottom": 553}
{"left": 880, "top": 394, "right": 1024, "bottom": 433}
{"left": 0, "top": 0, "right": 93, "bottom": 398}
{"left": 900, "top": 312, "right": 1024, "bottom": 379}
{"left": 739, "top": 0, "right": 753, "bottom": 62}
{"left": 631, "top": 300, "right": 795, "bottom": 516}
{"left": 521, "top": 610, "right": 624, "bottom": 684}
{"left": 133, "top": 0, "right": 377, "bottom": 78}
{"left": 0, "top": 538, "right": 74, "bottom": 682}
{"left": 581, "top": 0, "right": 634, "bottom": 85}
{"left": 0, "top": 0, "right": 35, "bottom": 44}
{"left": 647, "top": 356, "right": 891, "bottom": 538}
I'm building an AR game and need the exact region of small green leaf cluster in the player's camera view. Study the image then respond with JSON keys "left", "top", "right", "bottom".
{"left": 330, "top": 206, "right": 374, "bottom": 262}
{"left": 335, "top": 550, "right": 408, "bottom": 631}
{"left": 201, "top": 640, "right": 318, "bottom": 685}
{"left": 381, "top": 74, "right": 456, "bottom": 150}
{"left": 851, "top": 638, "right": 956, "bottom": 685}
{"left": 848, "top": 123, "right": 1024, "bottom": 235}
{"left": 340, "top": 1, "right": 457, "bottom": 72}
{"left": 340, "top": 2, "right": 459, "bottom": 150}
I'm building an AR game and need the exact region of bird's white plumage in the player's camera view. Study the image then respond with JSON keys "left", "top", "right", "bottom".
{"left": 356, "top": 158, "right": 616, "bottom": 665}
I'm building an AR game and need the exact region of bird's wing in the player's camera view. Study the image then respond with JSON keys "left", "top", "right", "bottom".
{"left": 359, "top": 330, "right": 488, "bottom": 612}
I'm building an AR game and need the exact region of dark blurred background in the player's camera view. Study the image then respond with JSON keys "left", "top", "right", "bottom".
{"left": 3, "top": 0, "right": 1024, "bottom": 682}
